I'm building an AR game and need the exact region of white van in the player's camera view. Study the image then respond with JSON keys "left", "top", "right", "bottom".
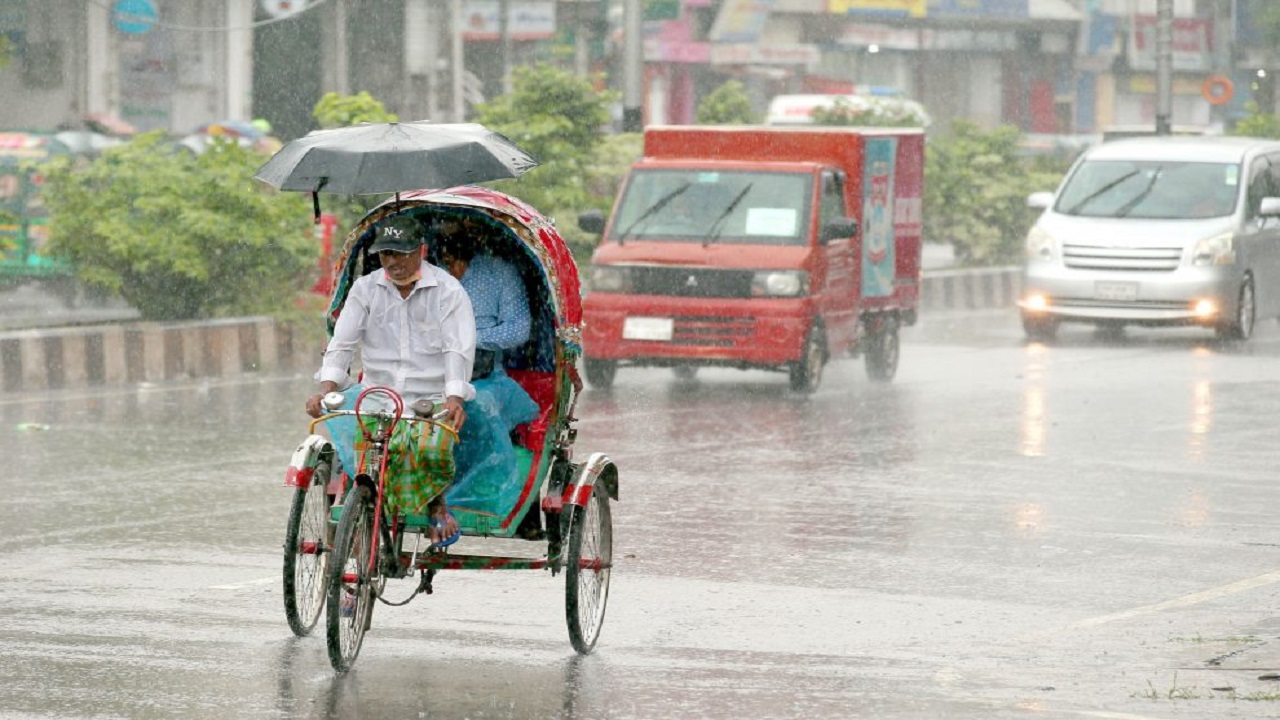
{"left": 1019, "top": 136, "right": 1280, "bottom": 341}
{"left": 764, "top": 94, "right": 930, "bottom": 128}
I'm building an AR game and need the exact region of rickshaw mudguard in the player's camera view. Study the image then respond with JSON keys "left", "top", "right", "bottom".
{"left": 284, "top": 434, "right": 333, "bottom": 489}
{"left": 563, "top": 453, "right": 619, "bottom": 507}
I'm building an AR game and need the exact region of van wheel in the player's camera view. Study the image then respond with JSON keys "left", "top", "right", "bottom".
{"left": 1021, "top": 313, "right": 1059, "bottom": 342}
{"left": 672, "top": 366, "right": 698, "bottom": 381}
{"left": 788, "top": 328, "right": 825, "bottom": 393}
{"left": 1216, "top": 278, "right": 1255, "bottom": 342}
{"left": 865, "top": 323, "right": 900, "bottom": 383}
{"left": 583, "top": 358, "right": 617, "bottom": 389}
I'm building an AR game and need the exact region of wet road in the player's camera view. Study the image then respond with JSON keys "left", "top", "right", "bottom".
{"left": 5, "top": 310, "right": 1280, "bottom": 719}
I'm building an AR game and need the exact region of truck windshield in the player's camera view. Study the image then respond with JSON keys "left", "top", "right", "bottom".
{"left": 1055, "top": 160, "right": 1239, "bottom": 219}
{"left": 610, "top": 169, "right": 812, "bottom": 245}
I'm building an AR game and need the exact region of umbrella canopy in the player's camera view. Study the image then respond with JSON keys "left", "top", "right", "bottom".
{"left": 253, "top": 121, "right": 538, "bottom": 195}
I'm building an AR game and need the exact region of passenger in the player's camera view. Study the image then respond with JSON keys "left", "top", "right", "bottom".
{"left": 304, "top": 215, "right": 475, "bottom": 548}
{"left": 435, "top": 226, "right": 541, "bottom": 519}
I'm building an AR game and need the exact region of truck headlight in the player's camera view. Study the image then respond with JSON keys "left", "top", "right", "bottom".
{"left": 1191, "top": 232, "right": 1235, "bottom": 266}
{"left": 591, "top": 265, "right": 630, "bottom": 292}
{"left": 1025, "top": 226, "right": 1056, "bottom": 263}
{"left": 751, "top": 270, "right": 808, "bottom": 297}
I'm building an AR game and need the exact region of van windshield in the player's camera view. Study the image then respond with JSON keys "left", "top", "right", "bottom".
{"left": 1055, "top": 160, "right": 1240, "bottom": 219}
{"left": 610, "top": 169, "right": 812, "bottom": 245}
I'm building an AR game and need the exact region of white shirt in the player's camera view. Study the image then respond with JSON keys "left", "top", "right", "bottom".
{"left": 319, "top": 264, "right": 477, "bottom": 403}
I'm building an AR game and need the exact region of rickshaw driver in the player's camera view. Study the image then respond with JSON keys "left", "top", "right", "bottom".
{"left": 304, "top": 215, "right": 477, "bottom": 547}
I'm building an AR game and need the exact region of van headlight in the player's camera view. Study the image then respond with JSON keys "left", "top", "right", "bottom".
{"left": 1191, "top": 232, "right": 1236, "bottom": 266}
{"left": 592, "top": 265, "right": 631, "bottom": 292}
{"left": 752, "top": 270, "right": 808, "bottom": 297}
{"left": 1025, "top": 226, "right": 1057, "bottom": 263}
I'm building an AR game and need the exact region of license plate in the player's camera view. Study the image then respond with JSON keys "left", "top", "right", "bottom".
{"left": 1094, "top": 281, "right": 1138, "bottom": 302}
{"left": 623, "top": 317, "right": 674, "bottom": 341}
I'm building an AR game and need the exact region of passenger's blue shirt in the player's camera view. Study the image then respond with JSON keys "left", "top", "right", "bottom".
{"left": 461, "top": 255, "right": 530, "bottom": 352}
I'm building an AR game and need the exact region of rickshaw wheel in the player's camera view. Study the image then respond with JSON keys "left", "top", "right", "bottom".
{"left": 283, "top": 461, "right": 333, "bottom": 636}
{"left": 565, "top": 484, "right": 613, "bottom": 654}
{"left": 326, "top": 485, "right": 378, "bottom": 672}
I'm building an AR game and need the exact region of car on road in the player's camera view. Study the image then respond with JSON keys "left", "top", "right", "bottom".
{"left": 1018, "top": 135, "right": 1280, "bottom": 341}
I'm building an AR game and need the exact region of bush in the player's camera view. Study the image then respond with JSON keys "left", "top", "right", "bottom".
{"left": 41, "top": 132, "right": 316, "bottom": 320}
{"left": 1230, "top": 101, "right": 1280, "bottom": 139}
{"left": 924, "top": 121, "right": 1067, "bottom": 266}
{"left": 697, "top": 80, "right": 757, "bottom": 125}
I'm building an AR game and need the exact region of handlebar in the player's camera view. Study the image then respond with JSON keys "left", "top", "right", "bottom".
{"left": 309, "top": 387, "right": 457, "bottom": 441}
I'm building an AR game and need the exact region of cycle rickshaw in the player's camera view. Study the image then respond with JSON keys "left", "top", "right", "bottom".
{"left": 278, "top": 185, "right": 618, "bottom": 672}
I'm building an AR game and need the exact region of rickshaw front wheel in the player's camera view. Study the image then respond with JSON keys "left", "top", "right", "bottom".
{"left": 565, "top": 483, "right": 613, "bottom": 654}
{"left": 326, "top": 485, "right": 378, "bottom": 672}
{"left": 283, "top": 461, "right": 333, "bottom": 636}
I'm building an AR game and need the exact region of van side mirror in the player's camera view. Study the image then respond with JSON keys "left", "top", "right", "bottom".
{"left": 1027, "top": 191, "right": 1054, "bottom": 210}
{"left": 821, "top": 217, "right": 857, "bottom": 244}
{"left": 1260, "top": 197, "right": 1280, "bottom": 217}
{"left": 578, "top": 209, "right": 606, "bottom": 234}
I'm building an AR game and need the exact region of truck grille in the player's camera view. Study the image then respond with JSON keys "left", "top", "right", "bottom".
{"left": 671, "top": 316, "right": 755, "bottom": 346}
{"left": 1062, "top": 243, "right": 1183, "bottom": 272}
{"left": 630, "top": 266, "right": 755, "bottom": 298}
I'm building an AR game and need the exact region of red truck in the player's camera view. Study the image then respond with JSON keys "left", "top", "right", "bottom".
{"left": 577, "top": 125, "right": 924, "bottom": 392}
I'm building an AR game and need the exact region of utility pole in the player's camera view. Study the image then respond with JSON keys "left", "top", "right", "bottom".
{"left": 451, "top": 0, "right": 465, "bottom": 122}
{"left": 1155, "top": 0, "right": 1172, "bottom": 135}
{"left": 500, "top": 0, "right": 513, "bottom": 96}
{"left": 622, "top": 0, "right": 643, "bottom": 132}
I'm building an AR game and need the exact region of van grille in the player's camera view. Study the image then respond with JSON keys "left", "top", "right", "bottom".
{"left": 630, "top": 266, "right": 755, "bottom": 298}
{"left": 1062, "top": 243, "right": 1183, "bottom": 272}
{"left": 672, "top": 316, "right": 755, "bottom": 346}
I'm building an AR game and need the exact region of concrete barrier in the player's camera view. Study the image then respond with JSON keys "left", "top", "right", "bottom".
{"left": 920, "top": 266, "right": 1021, "bottom": 312}
{"left": 0, "top": 316, "right": 316, "bottom": 394}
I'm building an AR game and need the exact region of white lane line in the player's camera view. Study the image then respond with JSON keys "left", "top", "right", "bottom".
{"left": 1068, "top": 569, "right": 1280, "bottom": 630}
{"left": 209, "top": 576, "right": 277, "bottom": 591}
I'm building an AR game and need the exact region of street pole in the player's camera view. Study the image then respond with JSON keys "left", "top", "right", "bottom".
{"left": 451, "top": 0, "right": 465, "bottom": 122}
{"left": 622, "top": 0, "right": 643, "bottom": 132}
{"left": 1155, "top": 0, "right": 1172, "bottom": 135}
{"left": 500, "top": 0, "right": 513, "bottom": 96}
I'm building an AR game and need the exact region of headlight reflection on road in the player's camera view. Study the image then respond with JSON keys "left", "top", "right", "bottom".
{"left": 1188, "top": 379, "right": 1213, "bottom": 462}
{"left": 1020, "top": 343, "right": 1049, "bottom": 457}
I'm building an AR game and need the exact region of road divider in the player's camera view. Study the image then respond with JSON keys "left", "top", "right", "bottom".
{"left": 920, "top": 266, "right": 1021, "bottom": 312}
{"left": 0, "top": 316, "right": 314, "bottom": 394}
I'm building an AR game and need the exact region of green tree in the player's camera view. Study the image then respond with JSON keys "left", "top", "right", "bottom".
{"left": 40, "top": 132, "right": 315, "bottom": 320}
{"left": 1230, "top": 101, "right": 1280, "bottom": 139}
{"left": 474, "top": 63, "right": 617, "bottom": 262}
{"left": 312, "top": 91, "right": 399, "bottom": 129}
{"left": 924, "top": 121, "right": 1066, "bottom": 266}
{"left": 696, "top": 80, "right": 757, "bottom": 125}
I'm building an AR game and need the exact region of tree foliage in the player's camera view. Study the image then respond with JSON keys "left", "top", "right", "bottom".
{"left": 924, "top": 121, "right": 1067, "bottom": 266}
{"left": 312, "top": 91, "right": 399, "bottom": 129}
{"left": 1230, "top": 101, "right": 1280, "bottom": 139}
{"left": 474, "top": 63, "right": 618, "bottom": 261}
{"left": 40, "top": 132, "right": 315, "bottom": 320}
{"left": 696, "top": 80, "right": 757, "bottom": 125}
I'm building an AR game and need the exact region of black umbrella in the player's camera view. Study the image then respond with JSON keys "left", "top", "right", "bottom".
{"left": 253, "top": 121, "right": 538, "bottom": 196}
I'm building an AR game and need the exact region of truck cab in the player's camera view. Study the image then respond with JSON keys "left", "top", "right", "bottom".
{"left": 578, "top": 126, "right": 924, "bottom": 392}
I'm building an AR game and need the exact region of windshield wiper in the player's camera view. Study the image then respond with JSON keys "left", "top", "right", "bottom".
{"left": 615, "top": 182, "right": 693, "bottom": 243}
{"left": 1064, "top": 170, "right": 1140, "bottom": 215}
{"left": 1114, "top": 169, "right": 1162, "bottom": 218}
{"left": 702, "top": 184, "right": 753, "bottom": 247}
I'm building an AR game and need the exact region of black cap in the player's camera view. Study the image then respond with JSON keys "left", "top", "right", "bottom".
{"left": 370, "top": 216, "right": 423, "bottom": 254}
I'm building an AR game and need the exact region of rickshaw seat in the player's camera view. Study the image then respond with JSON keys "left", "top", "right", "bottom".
{"left": 506, "top": 368, "right": 556, "bottom": 450}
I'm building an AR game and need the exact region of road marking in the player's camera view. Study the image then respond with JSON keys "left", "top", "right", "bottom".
{"left": 209, "top": 576, "right": 277, "bottom": 591}
{"left": 1068, "top": 569, "right": 1280, "bottom": 630}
